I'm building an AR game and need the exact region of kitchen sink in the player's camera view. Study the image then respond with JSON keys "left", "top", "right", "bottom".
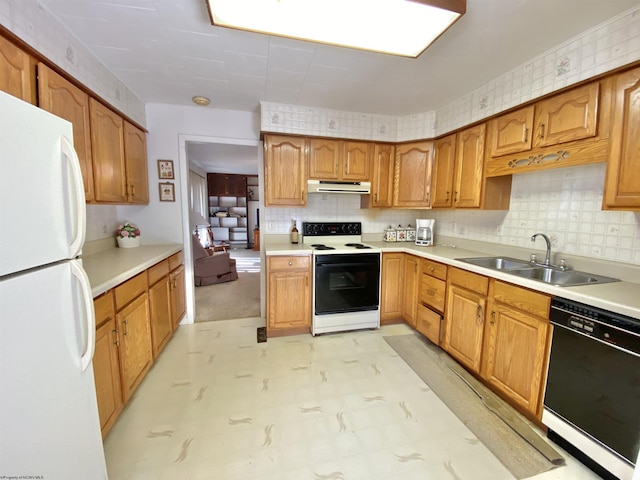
{"left": 456, "top": 256, "right": 620, "bottom": 287}
{"left": 457, "top": 256, "right": 533, "bottom": 270}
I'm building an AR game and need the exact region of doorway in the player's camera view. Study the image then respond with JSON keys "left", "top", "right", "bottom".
{"left": 182, "top": 135, "right": 265, "bottom": 323}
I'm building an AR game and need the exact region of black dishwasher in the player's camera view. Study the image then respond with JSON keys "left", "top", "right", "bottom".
{"left": 543, "top": 297, "right": 640, "bottom": 480}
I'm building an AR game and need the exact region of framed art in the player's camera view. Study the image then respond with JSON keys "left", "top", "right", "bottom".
{"left": 157, "top": 159, "right": 174, "bottom": 179}
{"left": 159, "top": 182, "right": 175, "bottom": 202}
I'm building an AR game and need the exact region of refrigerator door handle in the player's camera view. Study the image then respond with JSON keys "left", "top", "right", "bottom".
{"left": 71, "top": 260, "right": 95, "bottom": 372}
{"left": 61, "top": 135, "right": 86, "bottom": 258}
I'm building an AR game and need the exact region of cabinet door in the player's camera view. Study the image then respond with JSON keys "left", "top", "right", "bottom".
{"left": 393, "top": 141, "right": 433, "bottom": 207}
{"left": 148, "top": 277, "right": 172, "bottom": 359}
{"left": 444, "top": 284, "right": 486, "bottom": 373}
{"left": 124, "top": 121, "right": 149, "bottom": 204}
{"left": 308, "top": 138, "right": 340, "bottom": 180}
{"left": 267, "top": 268, "right": 310, "bottom": 332}
{"left": 489, "top": 105, "right": 534, "bottom": 157}
{"left": 264, "top": 135, "right": 307, "bottom": 206}
{"left": 380, "top": 252, "right": 404, "bottom": 324}
{"left": 603, "top": 66, "right": 640, "bottom": 210}
{"left": 454, "top": 124, "right": 485, "bottom": 208}
{"left": 38, "top": 63, "right": 95, "bottom": 202}
{"left": 482, "top": 302, "right": 549, "bottom": 416}
{"left": 117, "top": 293, "right": 152, "bottom": 402}
{"left": 90, "top": 98, "right": 126, "bottom": 203}
{"left": 92, "top": 293, "right": 122, "bottom": 438}
{"left": 342, "top": 141, "right": 372, "bottom": 181}
{"left": 0, "top": 35, "right": 34, "bottom": 103}
{"left": 432, "top": 134, "right": 456, "bottom": 208}
{"left": 402, "top": 254, "right": 420, "bottom": 328}
{"left": 170, "top": 265, "right": 186, "bottom": 328}
{"left": 534, "top": 82, "right": 599, "bottom": 147}
{"left": 370, "top": 144, "right": 395, "bottom": 207}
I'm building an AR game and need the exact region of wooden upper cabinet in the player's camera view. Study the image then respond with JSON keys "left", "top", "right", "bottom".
{"left": 308, "top": 138, "right": 340, "bottom": 180}
{"left": 342, "top": 141, "right": 372, "bottom": 181}
{"left": 0, "top": 35, "right": 35, "bottom": 104}
{"left": 431, "top": 133, "right": 456, "bottom": 208}
{"left": 90, "top": 98, "right": 127, "bottom": 203}
{"left": 38, "top": 63, "right": 95, "bottom": 202}
{"left": 489, "top": 105, "right": 534, "bottom": 157}
{"left": 123, "top": 121, "right": 149, "bottom": 204}
{"left": 393, "top": 141, "right": 433, "bottom": 208}
{"left": 534, "top": 82, "right": 599, "bottom": 148}
{"left": 369, "top": 143, "right": 395, "bottom": 207}
{"left": 264, "top": 134, "right": 307, "bottom": 206}
{"left": 453, "top": 124, "right": 485, "bottom": 208}
{"left": 603, "top": 66, "right": 640, "bottom": 210}
{"left": 308, "top": 138, "right": 372, "bottom": 181}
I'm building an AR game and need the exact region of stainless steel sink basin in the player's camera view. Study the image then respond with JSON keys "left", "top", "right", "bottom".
{"left": 457, "top": 256, "right": 532, "bottom": 270}
{"left": 508, "top": 267, "right": 620, "bottom": 287}
{"left": 456, "top": 256, "right": 620, "bottom": 287}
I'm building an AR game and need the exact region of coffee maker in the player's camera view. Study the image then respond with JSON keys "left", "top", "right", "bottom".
{"left": 415, "top": 219, "right": 435, "bottom": 246}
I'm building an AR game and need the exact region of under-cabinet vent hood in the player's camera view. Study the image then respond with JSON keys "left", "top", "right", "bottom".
{"left": 307, "top": 180, "right": 371, "bottom": 194}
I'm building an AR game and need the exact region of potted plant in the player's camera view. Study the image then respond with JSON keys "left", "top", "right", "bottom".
{"left": 116, "top": 222, "right": 141, "bottom": 248}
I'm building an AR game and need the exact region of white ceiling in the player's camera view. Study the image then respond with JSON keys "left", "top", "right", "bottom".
{"left": 39, "top": 0, "right": 639, "bottom": 171}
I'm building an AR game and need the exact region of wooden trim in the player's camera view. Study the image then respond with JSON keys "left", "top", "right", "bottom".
{"left": 0, "top": 26, "right": 147, "bottom": 132}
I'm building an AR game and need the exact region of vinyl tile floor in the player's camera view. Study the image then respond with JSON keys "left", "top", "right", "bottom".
{"left": 104, "top": 318, "right": 602, "bottom": 480}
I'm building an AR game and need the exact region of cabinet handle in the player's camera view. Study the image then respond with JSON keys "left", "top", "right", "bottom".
{"left": 539, "top": 123, "right": 545, "bottom": 139}
{"left": 490, "top": 310, "right": 496, "bottom": 325}
{"left": 425, "top": 192, "right": 430, "bottom": 204}
{"left": 113, "top": 328, "right": 120, "bottom": 346}
{"left": 454, "top": 191, "right": 459, "bottom": 203}
{"left": 445, "top": 191, "right": 450, "bottom": 202}
{"left": 123, "top": 319, "right": 128, "bottom": 336}
{"left": 522, "top": 125, "right": 528, "bottom": 143}
{"left": 476, "top": 304, "right": 483, "bottom": 326}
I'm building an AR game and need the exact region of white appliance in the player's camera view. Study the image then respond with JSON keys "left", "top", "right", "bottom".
{"left": 0, "top": 91, "right": 107, "bottom": 478}
{"left": 302, "top": 222, "right": 381, "bottom": 335}
{"left": 307, "top": 179, "right": 371, "bottom": 194}
{"left": 415, "top": 219, "right": 435, "bottom": 246}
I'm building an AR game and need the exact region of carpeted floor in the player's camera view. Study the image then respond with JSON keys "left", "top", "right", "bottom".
{"left": 384, "top": 332, "right": 564, "bottom": 480}
{"left": 194, "top": 248, "right": 261, "bottom": 322}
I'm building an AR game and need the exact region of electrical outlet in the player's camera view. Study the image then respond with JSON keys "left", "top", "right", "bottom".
{"left": 102, "top": 224, "right": 109, "bottom": 234}
{"left": 268, "top": 222, "right": 274, "bottom": 231}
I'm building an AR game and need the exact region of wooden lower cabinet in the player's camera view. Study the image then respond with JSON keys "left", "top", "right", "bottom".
{"left": 416, "top": 259, "right": 447, "bottom": 344}
{"left": 482, "top": 281, "right": 551, "bottom": 418}
{"left": 443, "top": 268, "right": 488, "bottom": 373}
{"left": 92, "top": 291, "right": 122, "bottom": 438}
{"left": 170, "top": 264, "right": 186, "bottom": 328}
{"left": 380, "top": 252, "right": 404, "bottom": 324}
{"left": 267, "top": 255, "right": 311, "bottom": 337}
{"left": 114, "top": 273, "right": 153, "bottom": 403}
{"left": 148, "top": 260, "right": 173, "bottom": 359}
{"left": 402, "top": 254, "right": 420, "bottom": 328}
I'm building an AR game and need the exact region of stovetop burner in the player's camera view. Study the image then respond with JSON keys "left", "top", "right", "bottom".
{"left": 345, "top": 243, "right": 372, "bottom": 249}
{"left": 311, "top": 244, "right": 336, "bottom": 250}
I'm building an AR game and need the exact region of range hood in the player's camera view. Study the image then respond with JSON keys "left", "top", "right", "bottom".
{"left": 307, "top": 179, "right": 371, "bottom": 194}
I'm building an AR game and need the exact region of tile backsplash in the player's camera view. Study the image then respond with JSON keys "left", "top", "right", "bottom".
{"left": 263, "top": 164, "right": 640, "bottom": 266}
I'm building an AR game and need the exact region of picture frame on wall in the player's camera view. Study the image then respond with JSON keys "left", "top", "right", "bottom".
{"left": 157, "top": 159, "right": 174, "bottom": 179}
{"left": 159, "top": 182, "right": 175, "bottom": 202}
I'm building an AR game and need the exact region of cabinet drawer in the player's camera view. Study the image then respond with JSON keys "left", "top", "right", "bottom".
{"left": 169, "top": 251, "right": 183, "bottom": 271}
{"left": 147, "top": 259, "right": 169, "bottom": 286}
{"left": 493, "top": 281, "right": 550, "bottom": 319}
{"left": 416, "top": 304, "right": 443, "bottom": 345}
{"left": 268, "top": 255, "right": 310, "bottom": 271}
{"left": 114, "top": 272, "right": 147, "bottom": 310}
{"left": 94, "top": 291, "right": 115, "bottom": 328}
{"left": 419, "top": 274, "right": 446, "bottom": 312}
{"left": 449, "top": 267, "right": 488, "bottom": 295}
{"left": 421, "top": 259, "right": 447, "bottom": 281}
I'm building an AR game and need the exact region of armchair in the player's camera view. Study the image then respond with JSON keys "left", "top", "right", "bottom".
{"left": 191, "top": 234, "right": 238, "bottom": 286}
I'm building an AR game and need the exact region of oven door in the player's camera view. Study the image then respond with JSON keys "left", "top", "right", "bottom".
{"left": 314, "top": 253, "right": 380, "bottom": 315}
{"left": 544, "top": 321, "right": 640, "bottom": 471}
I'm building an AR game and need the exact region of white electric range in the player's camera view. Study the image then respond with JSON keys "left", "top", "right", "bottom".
{"left": 302, "top": 222, "right": 381, "bottom": 335}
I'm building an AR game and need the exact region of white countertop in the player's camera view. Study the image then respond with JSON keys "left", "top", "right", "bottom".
{"left": 265, "top": 239, "right": 640, "bottom": 319}
{"left": 82, "top": 244, "right": 183, "bottom": 297}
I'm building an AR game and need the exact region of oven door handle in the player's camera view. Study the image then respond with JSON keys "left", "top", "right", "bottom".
{"left": 316, "top": 262, "right": 379, "bottom": 268}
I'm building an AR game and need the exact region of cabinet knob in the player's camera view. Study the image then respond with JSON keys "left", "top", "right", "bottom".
{"left": 288, "top": 261, "right": 293, "bottom": 266}
{"left": 429, "top": 267, "right": 434, "bottom": 272}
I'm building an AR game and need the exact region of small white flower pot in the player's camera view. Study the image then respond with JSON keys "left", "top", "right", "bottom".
{"left": 117, "top": 236, "right": 140, "bottom": 248}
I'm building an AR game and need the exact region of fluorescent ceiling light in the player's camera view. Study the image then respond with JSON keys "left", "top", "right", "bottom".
{"left": 206, "top": 0, "right": 465, "bottom": 58}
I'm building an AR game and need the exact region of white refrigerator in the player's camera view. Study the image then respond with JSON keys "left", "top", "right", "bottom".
{"left": 0, "top": 91, "right": 107, "bottom": 478}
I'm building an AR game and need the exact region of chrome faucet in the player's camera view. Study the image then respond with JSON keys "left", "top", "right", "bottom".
{"left": 530, "top": 233, "right": 551, "bottom": 266}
